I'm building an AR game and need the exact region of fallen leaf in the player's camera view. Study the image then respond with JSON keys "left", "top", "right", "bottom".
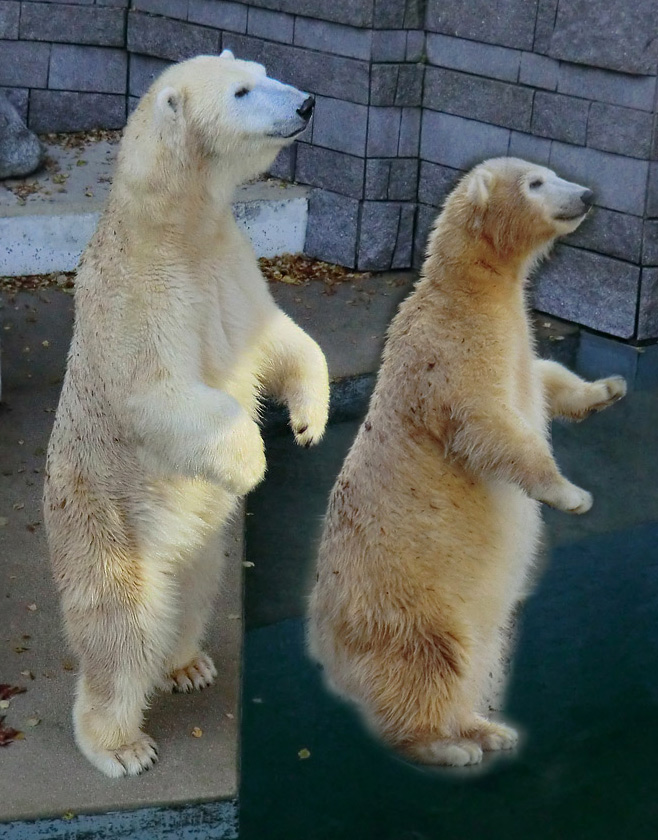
{"left": 41, "top": 340, "right": 49, "bottom": 348}
{"left": 62, "top": 811, "right": 75, "bottom": 820}
{"left": 298, "top": 748, "right": 311, "bottom": 760}
{"left": 27, "top": 603, "right": 37, "bottom": 612}
{"left": 14, "top": 646, "right": 29, "bottom": 654}
{"left": 252, "top": 697, "right": 263, "bottom": 704}
{"left": 13, "top": 502, "right": 24, "bottom": 510}
{"left": 62, "top": 659, "right": 76, "bottom": 672}
{"left": 225, "top": 712, "right": 234, "bottom": 719}
{"left": 76, "top": 159, "right": 88, "bottom": 166}
{"left": 0, "top": 718, "right": 22, "bottom": 746}
{"left": 242, "top": 561, "right": 255, "bottom": 568}
{"left": 20, "top": 670, "right": 34, "bottom": 680}
{"left": 191, "top": 727, "right": 203, "bottom": 738}
{"left": 0, "top": 517, "right": 7, "bottom": 528}
{"left": 25, "top": 717, "right": 41, "bottom": 728}
{"left": 0, "top": 701, "right": 9, "bottom": 710}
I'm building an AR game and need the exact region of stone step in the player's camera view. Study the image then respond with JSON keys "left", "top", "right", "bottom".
{"left": 0, "top": 136, "right": 308, "bottom": 277}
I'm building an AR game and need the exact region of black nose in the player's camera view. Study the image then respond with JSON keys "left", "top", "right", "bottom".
{"left": 580, "top": 189, "right": 595, "bottom": 206}
{"left": 297, "top": 96, "right": 315, "bottom": 120}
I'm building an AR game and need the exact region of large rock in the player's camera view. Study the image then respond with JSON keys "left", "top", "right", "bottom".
{"left": 0, "top": 92, "right": 44, "bottom": 179}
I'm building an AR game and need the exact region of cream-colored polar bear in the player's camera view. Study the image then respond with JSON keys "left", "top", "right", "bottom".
{"left": 44, "top": 52, "right": 329, "bottom": 778}
{"left": 308, "top": 158, "right": 626, "bottom": 767}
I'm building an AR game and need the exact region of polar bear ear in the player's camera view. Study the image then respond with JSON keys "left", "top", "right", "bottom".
{"left": 220, "top": 49, "right": 235, "bottom": 60}
{"left": 466, "top": 168, "right": 493, "bottom": 207}
{"left": 154, "top": 86, "right": 184, "bottom": 141}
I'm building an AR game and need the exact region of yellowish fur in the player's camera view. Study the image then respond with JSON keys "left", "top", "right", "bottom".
{"left": 308, "top": 158, "right": 626, "bottom": 767}
{"left": 44, "top": 55, "right": 329, "bottom": 778}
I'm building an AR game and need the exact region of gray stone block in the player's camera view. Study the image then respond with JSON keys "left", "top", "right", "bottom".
{"left": 50, "top": 45, "right": 127, "bottom": 95}
{"left": 0, "top": 40, "right": 49, "bottom": 87}
{"left": 392, "top": 202, "right": 416, "bottom": 268}
{"left": 0, "top": 1, "right": 19, "bottom": 39}
{"left": 648, "top": 163, "right": 658, "bottom": 219}
{"left": 357, "top": 201, "right": 414, "bottom": 270}
{"left": 549, "top": 0, "right": 658, "bottom": 75}
{"left": 129, "top": 54, "right": 171, "bottom": 97}
{"left": 425, "top": 0, "right": 536, "bottom": 50}
{"left": 533, "top": 244, "right": 640, "bottom": 339}
{"left": 587, "top": 103, "right": 652, "bottom": 159}
{"left": 638, "top": 268, "right": 658, "bottom": 339}
{"left": 531, "top": 92, "right": 588, "bottom": 145}
{"left": 405, "top": 30, "right": 425, "bottom": 62}
{"left": 371, "top": 30, "right": 407, "bottom": 62}
{"left": 305, "top": 188, "right": 360, "bottom": 267}
{"left": 549, "top": 141, "right": 649, "bottom": 217}
{"left": 365, "top": 157, "right": 418, "bottom": 200}
{"left": 0, "top": 91, "right": 43, "bottom": 179}
{"left": 370, "top": 64, "right": 423, "bottom": 107}
{"left": 293, "top": 18, "right": 371, "bottom": 60}
{"left": 268, "top": 143, "right": 296, "bottom": 180}
{"left": 533, "top": 0, "right": 558, "bottom": 53}
{"left": 426, "top": 33, "right": 520, "bottom": 83}
{"left": 367, "top": 107, "right": 401, "bottom": 157}
{"left": 132, "top": 0, "right": 188, "bottom": 19}
{"left": 568, "top": 207, "right": 642, "bottom": 263}
{"left": 296, "top": 144, "right": 365, "bottom": 198}
{"left": 557, "top": 63, "right": 656, "bottom": 112}
{"left": 128, "top": 94, "right": 139, "bottom": 114}
{"left": 373, "top": 0, "right": 423, "bottom": 29}
{"left": 244, "top": 0, "right": 373, "bottom": 29}
{"left": 643, "top": 221, "right": 658, "bottom": 266}
{"left": 29, "top": 90, "right": 126, "bottom": 132}
{"left": 421, "top": 111, "right": 511, "bottom": 170}
{"left": 508, "top": 131, "right": 551, "bottom": 165}
{"left": 188, "top": 0, "right": 247, "bottom": 32}
{"left": 127, "top": 11, "right": 219, "bottom": 62}
{"left": 519, "top": 52, "right": 558, "bottom": 91}
{"left": 1, "top": 86, "right": 27, "bottom": 121}
{"left": 32, "top": 0, "right": 92, "bottom": 4}
{"left": 97, "top": 0, "right": 129, "bottom": 6}
{"left": 398, "top": 107, "right": 420, "bottom": 156}
{"left": 417, "top": 160, "right": 461, "bottom": 206}
{"left": 19, "top": 2, "right": 125, "bottom": 46}
{"left": 414, "top": 203, "right": 437, "bottom": 267}
{"left": 311, "top": 96, "right": 368, "bottom": 156}
{"left": 248, "top": 8, "right": 294, "bottom": 44}
{"left": 261, "top": 40, "right": 371, "bottom": 104}
{"left": 425, "top": 67, "right": 533, "bottom": 132}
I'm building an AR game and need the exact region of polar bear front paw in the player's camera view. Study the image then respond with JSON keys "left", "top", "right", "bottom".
{"left": 219, "top": 415, "right": 266, "bottom": 495}
{"left": 585, "top": 375, "right": 627, "bottom": 414}
{"left": 538, "top": 479, "right": 593, "bottom": 515}
{"left": 290, "top": 399, "right": 329, "bottom": 448}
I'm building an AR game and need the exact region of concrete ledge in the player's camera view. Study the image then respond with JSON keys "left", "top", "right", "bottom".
{"left": 0, "top": 181, "right": 309, "bottom": 276}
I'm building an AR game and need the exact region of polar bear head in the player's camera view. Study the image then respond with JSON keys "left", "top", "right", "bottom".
{"left": 441, "top": 157, "right": 594, "bottom": 263}
{"left": 119, "top": 51, "right": 314, "bottom": 196}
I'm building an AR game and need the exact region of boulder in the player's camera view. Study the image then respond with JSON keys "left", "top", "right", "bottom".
{"left": 0, "top": 92, "right": 44, "bottom": 180}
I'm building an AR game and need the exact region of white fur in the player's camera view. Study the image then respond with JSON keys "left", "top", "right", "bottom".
{"left": 44, "top": 55, "right": 328, "bottom": 778}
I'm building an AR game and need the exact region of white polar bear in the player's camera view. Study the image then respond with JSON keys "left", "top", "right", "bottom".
{"left": 44, "top": 52, "right": 329, "bottom": 778}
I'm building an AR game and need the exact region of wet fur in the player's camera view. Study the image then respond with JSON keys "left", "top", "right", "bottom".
{"left": 308, "top": 158, "right": 625, "bottom": 766}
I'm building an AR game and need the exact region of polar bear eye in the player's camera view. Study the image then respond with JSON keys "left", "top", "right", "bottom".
{"left": 529, "top": 178, "right": 544, "bottom": 189}
{"left": 235, "top": 87, "right": 250, "bottom": 99}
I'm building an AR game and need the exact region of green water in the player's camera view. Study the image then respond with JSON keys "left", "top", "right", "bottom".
{"left": 242, "top": 339, "right": 658, "bottom": 840}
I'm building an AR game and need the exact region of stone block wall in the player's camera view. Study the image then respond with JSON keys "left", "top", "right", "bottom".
{"left": 2, "top": 0, "right": 658, "bottom": 340}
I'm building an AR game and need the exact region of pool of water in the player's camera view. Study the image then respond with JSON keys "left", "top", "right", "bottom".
{"left": 241, "top": 337, "right": 658, "bottom": 840}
